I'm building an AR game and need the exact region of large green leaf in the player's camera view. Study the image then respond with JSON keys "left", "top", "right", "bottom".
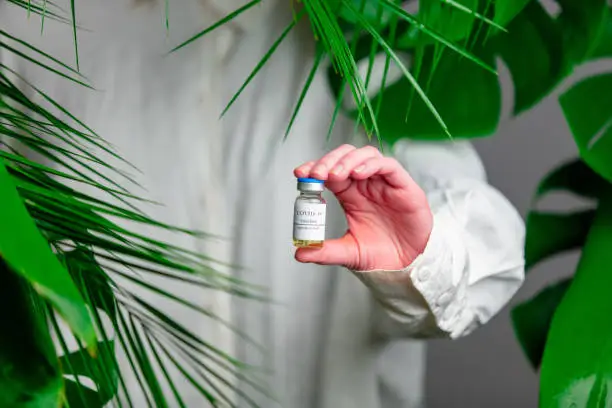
{"left": 63, "top": 382, "right": 107, "bottom": 408}
{"left": 492, "top": 0, "right": 531, "bottom": 27}
{"left": 0, "top": 160, "right": 96, "bottom": 347}
{"left": 587, "top": 7, "right": 612, "bottom": 60}
{"left": 556, "top": 0, "right": 610, "bottom": 64}
{"left": 58, "top": 249, "right": 119, "bottom": 407}
{"left": 59, "top": 247, "right": 117, "bottom": 323}
{"left": 335, "top": 0, "right": 393, "bottom": 28}
{"left": 492, "top": 0, "right": 608, "bottom": 114}
{"left": 540, "top": 196, "right": 612, "bottom": 407}
{"left": 527, "top": 158, "right": 609, "bottom": 269}
{"left": 0, "top": 258, "right": 62, "bottom": 407}
{"left": 396, "top": 0, "right": 480, "bottom": 47}
{"left": 60, "top": 341, "right": 118, "bottom": 408}
{"left": 559, "top": 73, "right": 612, "bottom": 183}
{"left": 525, "top": 211, "right": 595, "bottom": 270}
{"left": 511, "top": 278, "right": 572, "bottom": 369}
{"left": 492, "top": 1, "right": 569, "bottom": 114}
{"left": 367, "top": 44, "right": 500, "bottom": 142}
{"left": 535, "top": 159, "right": 610, "bottom": 201}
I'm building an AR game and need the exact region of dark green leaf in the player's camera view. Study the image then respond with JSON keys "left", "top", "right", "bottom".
{"left": 559, "top": 72, "right": 612, "bottom": 183}
{"left": 343, "top": 0, "right": 451, "bottom": 139}
{"left": 492, "top": 0, "right": 531, "bottom": 27}
{"left": 0, "top": 258, "right": 62, "bottom": 407}
{"left": 367, "top": 45, "right": 500, "bottom": 142}
{"left": 535, "top": 158, "right": 610, "bottom": 200}
{"left": 525, "top": 210, "right": 595, "bottom": 270}
{"left": 511, "top": 278, "right": 572, "bottom": 369}
{"left": 587, "top": 7, "right": 612, "bottom": 60}
{"left": 540, "top": 196, "right": 612, "bottom": 407}
{"left": 556, "top": 0, "right": 609, "bottom": 64}
{"left": 64, "top": 381, "right": 106, "bottom": 408}
{"left": 396, "top": 0, "right": 480, "bottom": 47}
{"left": 336, "top": 0, "right": 392, "bottom": 28}
{"left": 60, "top": 341, "right": 118, "bottom": 406}
{"left": 380, "top": 0, "right": 496, "bottom": 74}
{"left": 492, "top": 1, "right": 569, "bottom": 114}
{"left": 491, "top": 0, "right": 608, "bottom": 114}
{"left": 59, "top": 247, "right": 117, "bottom": 323}
{"left": 0, "top": 160, "right": 96, "bottom": 347}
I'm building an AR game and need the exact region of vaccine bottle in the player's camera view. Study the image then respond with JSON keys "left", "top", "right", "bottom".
{"left": 293, "top": 177, "right": 326, "bottom": 248}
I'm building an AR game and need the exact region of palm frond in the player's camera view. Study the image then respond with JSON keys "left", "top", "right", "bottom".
{"left": 305, "top": 0, "right": 382, "bottom": 142}
{"left": 1, "top": 20, "right": 268, "bottom": 408}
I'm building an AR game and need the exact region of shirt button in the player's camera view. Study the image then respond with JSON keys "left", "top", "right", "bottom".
{"left": 417, "top": 267, "right": 431, "bottom": 282}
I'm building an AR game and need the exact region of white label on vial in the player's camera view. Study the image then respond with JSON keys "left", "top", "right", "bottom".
{"left": 293, "top": 202, "right": 326, "bottom": 241}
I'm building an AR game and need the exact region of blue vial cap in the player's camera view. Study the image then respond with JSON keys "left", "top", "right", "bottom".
{"left": 297, "top": 177, "right": 325, "bottom": 183}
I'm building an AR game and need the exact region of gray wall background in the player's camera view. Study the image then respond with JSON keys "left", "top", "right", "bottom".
{"left": 425, "top": 60, "right": 612, "bottom": 407}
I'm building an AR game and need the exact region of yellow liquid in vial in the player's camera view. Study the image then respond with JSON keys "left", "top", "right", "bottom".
{"left": 293, "top": 239, "right": 324, "bottom": 248}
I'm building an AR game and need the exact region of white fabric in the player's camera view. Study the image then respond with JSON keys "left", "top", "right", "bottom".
{"left": 1, "top": 1, "right": 525, "bottom": 407}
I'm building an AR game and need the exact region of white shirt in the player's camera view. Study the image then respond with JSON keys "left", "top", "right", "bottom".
{"left": 1, "top": 1, "right": 525, "bottom": 407}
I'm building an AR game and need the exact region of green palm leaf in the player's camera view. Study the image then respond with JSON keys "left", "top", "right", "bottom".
{"left": 1, "top": 16, "right": 266, "bottom": 407}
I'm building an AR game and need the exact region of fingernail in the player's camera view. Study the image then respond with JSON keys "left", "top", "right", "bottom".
{"left": 331, "top": 165, "right": 344, "bottom": 175}
{"left": 354, "top": 165, "right": 366, "bottom": 173}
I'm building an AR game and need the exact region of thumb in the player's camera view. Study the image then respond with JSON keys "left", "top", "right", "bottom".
{"left": 294, "top": 234, "right": 359, "bottom": 269}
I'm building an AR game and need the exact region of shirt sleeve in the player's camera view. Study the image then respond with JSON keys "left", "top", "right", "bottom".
{"left": 352, "top": 139, "right": 526, "bottom": 339}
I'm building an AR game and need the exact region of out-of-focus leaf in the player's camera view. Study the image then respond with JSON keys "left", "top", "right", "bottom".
{"left": 379, "top": 0, "right": 496, "bottom": 73}
{"left": 540, "top": 196, "right": 612, "bottom": 407}
{"left": 396, "top": 0, "right": 480, "bottom": 47}
{"left": 63, "top": 382, "right": 106, "bottom": 408}
{"left": 0, "top": 258, "right": 62, "bottom": 407}
{"left": 535, "top": 159, "right": 610, "bottom": 200}
{"left": 556, "top": 0, "right": 609, "bottom": 64}
{"left": 492, "top": 1, "right": 569, "bottom": 114}
{"left": 59, "top": 247, "right": 117, "bottom": 323}
{"left": 587, "top": 7, "right": 612, "bottom": 60}
{"left": 492, "top": 0, "right": 531, "bottom": 27}
{"left": 61, "top": 341, "right": 118, "bottom": 407}
{"left": 525, "top": 210, "right": 595, "bottom": 270}
{"left": 336, "top": 0, "right": 393, "bottom": 28}
{"left": 0, "top": 160, "right": 96, "bottom": 347}
{"left": 559, "top": 72, "right": 612, "bottom": 183}
{"left": 511, "top": 278, "right": 572, "bottom": 369}
{"left": 362, "top": 45, "right": 500, "bottom": 142}
{"left": 492, "top": 0, "right": 608, "bottom": 114}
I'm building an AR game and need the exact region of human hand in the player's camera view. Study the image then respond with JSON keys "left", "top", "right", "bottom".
{"left": 293, "top": 144, "right": 433, "bottom": 271}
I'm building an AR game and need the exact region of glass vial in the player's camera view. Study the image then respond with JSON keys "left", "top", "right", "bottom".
{"left": 293, "top": 177, "right": 327, "bottom": 248}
